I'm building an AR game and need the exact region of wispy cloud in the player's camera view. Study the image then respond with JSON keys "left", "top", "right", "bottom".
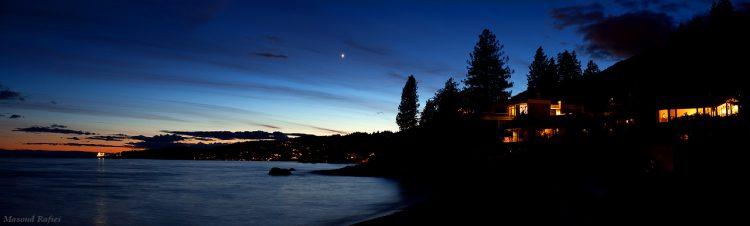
{"left": 264, "top": 35, "right": 283, "bottom": 43}
{"left": 13, "top": 125, "right": 96, "bottom": 135}
{"left": 259, "top": 124, "right": 280, "bottom": 130}
{"left": 1, "top": 101, "right": 187, "bottom": 122}
{"left": 578, "top": 11, "right": 674, "bottom": 59}
{"left": 87, "top": 134, "right": 129, "bottom": 142}
{"left": 25, "top": 142, "right": 128, "bottom": 148}
{"left": 8, "top": 114, "right": 23, "bottom": 119}
{"left": 310, "top": 126, "right": 348, "bottom": 134}
{"left": 158, "top": 0, "right": 230, "bottom": 28}
{"left": 4, "top": 43, "right": 392, "bottom": 113}
{"left": 387, "top": 72, "right": 407, "bottom": 80}
{"left": 614, "top": 0, "right": 681, "bottom": 11}
{"left": 614, "top": 0, "right": 646, "bottom": 10}
{"left": 551, "top": 1, "right": 676, "bottom": 59}
{"left": 268, "top": 119, "right": 349, "bottom": 135}
{"left": 140, "top": 73, "right": 392, "bottom": 112}
{"left": 658, "top": 2, "right": 690, "bottom": 12}
{"left": 162, "top": 100, "right": 290, "bottom": 130}
{"left": 0, "top": 85, "right": 25, "bottom": 101}
{"left": 161, "top": 130, "right": 291, "bottom": 140}
{"left": 192, "top": 137, "right": 215, "bottom": 141}
{"left": 163, "top": 100, "right": 265, "bottom": 116}
{"left": 345, "top": 40, "right": 391, "bottom": 56}
{"left": 250, "top": 52, "right": 288, "bottom": 59}
{"left": 550, "top": 3, "right": 604, "bottom": 29}
{"left": 128, "top": 134, "right": 187, "bottom": 149}
{"left": 2, "top": 0, "right": 229, "bottom": 33}
{"left": 109, "top": 69, "right": 378, "bottom": 107}
{"left": 2, "top": 19, "right": 275, "bottom": 78}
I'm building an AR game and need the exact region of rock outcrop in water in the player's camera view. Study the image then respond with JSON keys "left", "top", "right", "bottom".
{"left": 268, "top": 167, "right": 293, "bottom": 176}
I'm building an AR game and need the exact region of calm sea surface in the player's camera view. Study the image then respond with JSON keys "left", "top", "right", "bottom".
{"left": 0, "top": 158, "right": 408, "bottom": 226}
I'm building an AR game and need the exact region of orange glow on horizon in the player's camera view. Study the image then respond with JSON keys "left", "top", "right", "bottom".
{"left": 0, "top": 130, "right": 135, "bottom": 153}
{"left": 0, "top": 133, "right": 270, "bottom": 153}
{"left": 0, "top": 121, "right": 357, "bottom": 153}
{"left": 0, "top": 143, "right": 133, "bottom": 153}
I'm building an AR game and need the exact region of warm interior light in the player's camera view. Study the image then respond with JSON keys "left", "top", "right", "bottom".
{"left": 658, "top": 109, "right": 668, "bottom": 123}
{"left": 549, "top": 101, "right": 563, "bottom": 115}
{"left": 519, "top": 103, "right": 528, "bottom": 115}
{"left": 657, "top": 98, "right": 740, "bottom": 123}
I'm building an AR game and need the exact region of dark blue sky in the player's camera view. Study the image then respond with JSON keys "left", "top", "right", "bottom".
{"left": 0, "top": 0, "right": 725, "bottom": 151}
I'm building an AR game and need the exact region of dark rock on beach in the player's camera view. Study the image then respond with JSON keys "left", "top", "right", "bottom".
{"left": 268, "top": 167, "right": 293, "bottom": 176}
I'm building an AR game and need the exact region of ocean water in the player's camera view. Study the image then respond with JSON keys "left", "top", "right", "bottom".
{"left": 0, "top": 158, "right": 408, "bottom": 226}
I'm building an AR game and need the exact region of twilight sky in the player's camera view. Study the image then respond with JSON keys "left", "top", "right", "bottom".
{"left": 0, "top": 0, "right": 727, "bottom": 152}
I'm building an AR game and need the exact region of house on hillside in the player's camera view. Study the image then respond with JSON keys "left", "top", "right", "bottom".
{"left": 504, "top": 90, "right": 585, "bottom": 117}
{"left": 482, "top": 77, "right": 743, "bottom": 143}
{"left": 482, "top": 90, "right": 586, "bottom": 143}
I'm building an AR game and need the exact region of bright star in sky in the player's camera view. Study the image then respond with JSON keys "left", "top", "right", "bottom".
{"left": 340, "top": 52, "right": 346, "bottom": 59}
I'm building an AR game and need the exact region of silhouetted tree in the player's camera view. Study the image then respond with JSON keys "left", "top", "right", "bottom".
{"left": 557, "top": 50, "right": 582, "bottom": 83}
{"left": 583, "top": 60, "right": 600, "bottom": 78}
{"left": 711, "top": 0, "right": 735, "bottom": 22}
{"left": 420, "top": 98, "right": 437, "bottom": 125}
{"left": 435, "top": 78, "right": 461, "bottom": 122}
{"left": 397, "top": 75, "right": 419, "bottom": 131}
{"left": 527, "top": 47, "right": 560, "bottom": 93}
{"left": 527, "top": 47, "right": 547, "bottom": 90}
{"left": 420, "top": 78, "right": 460, "bottom": 126}
{"left": 463, "top": 29, "right": 513, "bottom": 113}
{"left": 542, "top": 57, "right": 559, "bottom": 91}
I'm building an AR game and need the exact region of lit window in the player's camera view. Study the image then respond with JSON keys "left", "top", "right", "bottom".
{"left": 519, "top": 103, "right": 528, "bottom": 115}
{"left": 658, "top": 109, "right": 668, "bottom": 123}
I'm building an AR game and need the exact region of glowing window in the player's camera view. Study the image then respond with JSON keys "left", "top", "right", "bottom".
{"left": 518, "top": 103, "right": 528, "bottom": 115}
{"left": 658, "top": 109, "right": 668, "bottom": 123}
{"left": 676, "top": 109, "right": 697, "bottom": 117}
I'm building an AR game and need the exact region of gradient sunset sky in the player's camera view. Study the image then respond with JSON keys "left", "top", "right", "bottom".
{"left": 0, "top": 0, "right": 726, "bottom": 152}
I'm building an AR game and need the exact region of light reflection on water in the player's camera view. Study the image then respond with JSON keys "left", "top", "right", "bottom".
{"left": 0, "top": 158, "right": 407, "bottom": 226}
{"left": 95, "top": 158, "right": 108, "bottom": 226}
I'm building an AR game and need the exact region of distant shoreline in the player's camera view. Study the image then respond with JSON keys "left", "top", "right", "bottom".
{"left": 0, "top": 149, "right": 358, "bottom": 163}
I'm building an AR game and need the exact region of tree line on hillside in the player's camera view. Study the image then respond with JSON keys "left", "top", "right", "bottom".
{"left": 396, "top": 29, "right": 514, "bottom": 130}
{"left": 526, "top": 47, "right": 600, "bottom": 93}
{"left": 396, "top": 30, "right": 601, "bottom": 131}
{"left": 579, "top": 0, "right": 750, "bottom": 124}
